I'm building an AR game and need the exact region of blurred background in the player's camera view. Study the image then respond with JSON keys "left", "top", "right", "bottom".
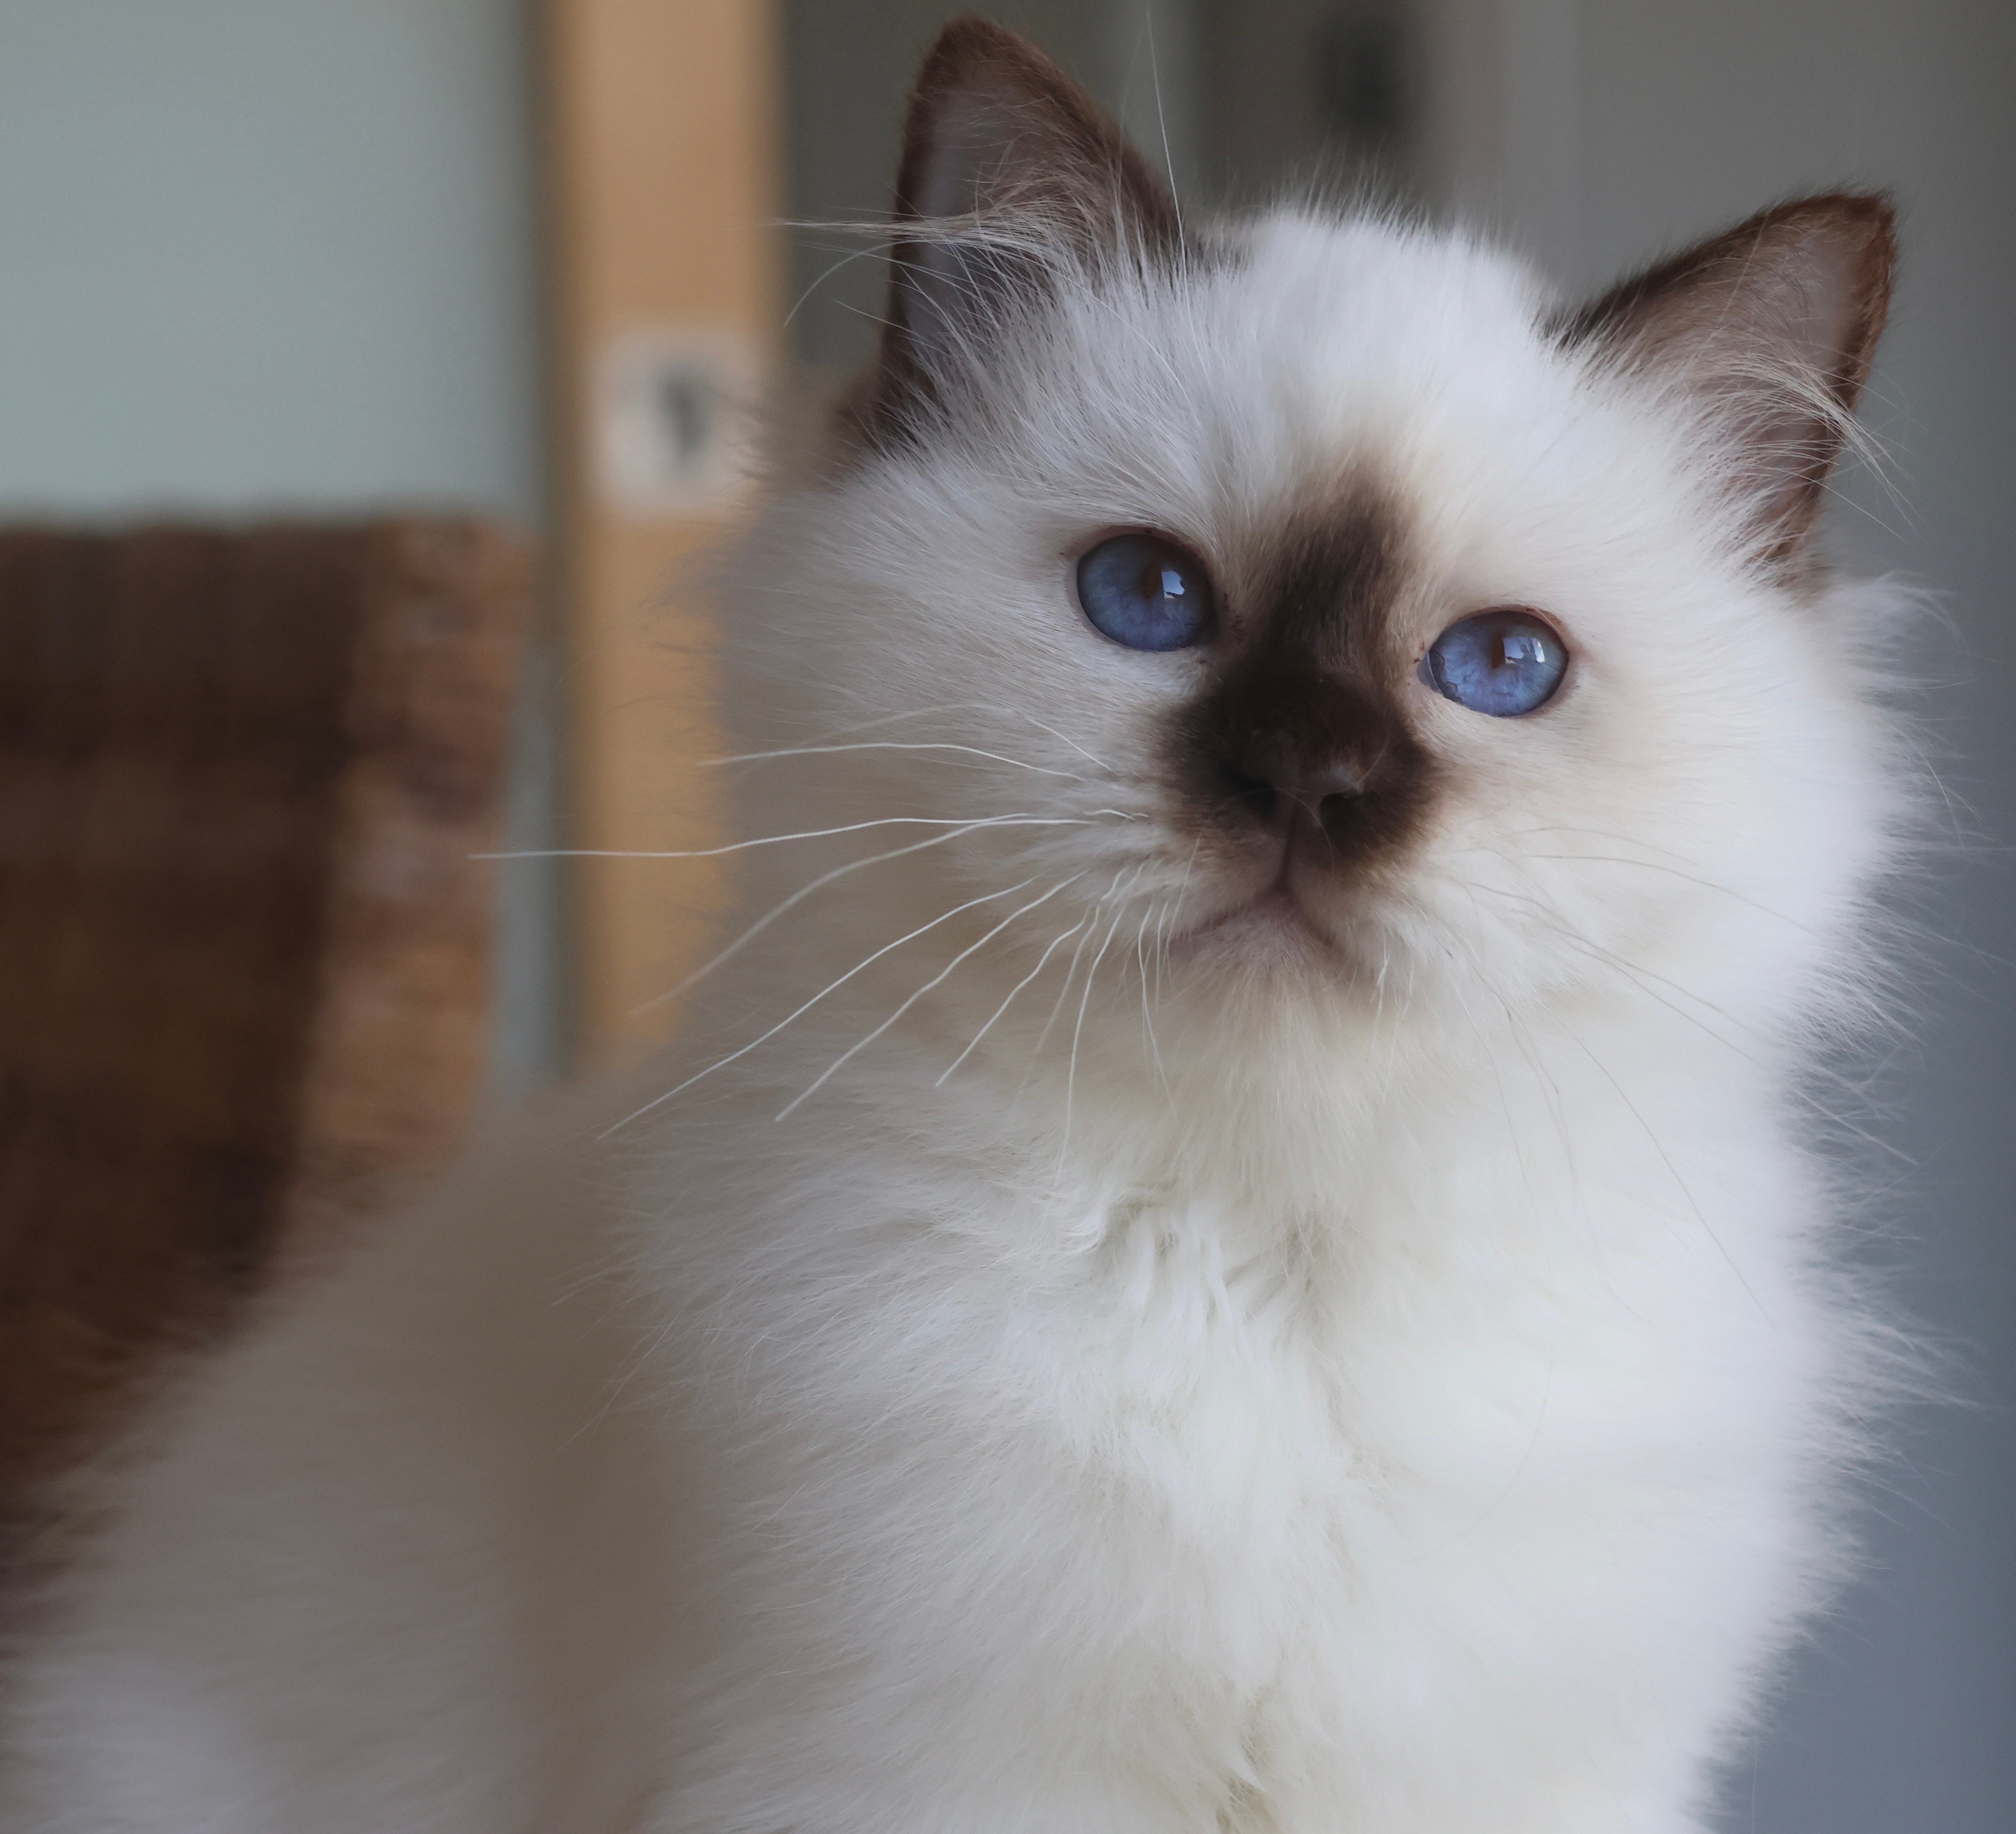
{"left": 1, "top": 2, "right": 2010, "bottom": 1826}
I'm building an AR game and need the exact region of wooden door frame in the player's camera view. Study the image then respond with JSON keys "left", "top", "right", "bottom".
{"left": 542, "top": 0, "right": 781, "bottom": 1065}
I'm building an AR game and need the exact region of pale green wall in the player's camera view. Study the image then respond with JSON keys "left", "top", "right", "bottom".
{"left": 0, "top": 0, "right": 541, "bottom": 522}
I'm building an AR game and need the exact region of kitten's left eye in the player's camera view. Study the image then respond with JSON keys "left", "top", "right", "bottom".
{"left": 1425, "top": 610, "right": 1569, "bottom": 717}
{"left": 1076, "top": 532, "right": 1216, "bottom": 651}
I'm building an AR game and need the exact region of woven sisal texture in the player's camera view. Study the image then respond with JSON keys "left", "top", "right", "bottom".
{"left": 0, "top": 521, "right": 529, "bottom": 1500}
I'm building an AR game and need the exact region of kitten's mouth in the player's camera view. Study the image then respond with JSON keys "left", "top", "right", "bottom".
{"left": 1175, "top": 870, "right": 1338, "bottom": 962}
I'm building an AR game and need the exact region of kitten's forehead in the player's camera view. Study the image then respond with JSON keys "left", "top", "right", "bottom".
{"left": 1034, "top": 214, "right": 1569, "bottom": 563}
{"left": 1219, "top": 216, "right": 1554, "bottom": 399}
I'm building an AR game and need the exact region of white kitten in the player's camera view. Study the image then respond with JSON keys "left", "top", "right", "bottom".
{"left": 4, "top": 20, "right": 1914, "bottom": 1834}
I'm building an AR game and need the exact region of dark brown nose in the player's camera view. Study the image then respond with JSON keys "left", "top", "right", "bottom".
{"left": 1201, "top": 662, "right": 1399, "bottom": 841}
{"left": 1177, "top": 647, "right": 1434, "bottom": 870}
{"left": 1215, "top": 743, "right": 1371, "bottom": 838}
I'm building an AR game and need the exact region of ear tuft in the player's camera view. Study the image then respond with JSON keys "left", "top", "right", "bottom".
{"left": 1562, "top": 192, "right": 1896, "bottom": 567}
{"left": 868, "top": 18, "right": 1184, "bottom": 445}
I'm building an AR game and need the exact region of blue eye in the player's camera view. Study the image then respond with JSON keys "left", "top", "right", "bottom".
{"left": 1425, "top": 610, "right": 1569, "bottom": 717}
{"left": 1076, "top": 532, "right": 1216, "bottom": 651}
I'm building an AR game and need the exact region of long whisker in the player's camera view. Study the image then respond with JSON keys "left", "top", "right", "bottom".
{"left": 1450, "top": 889, "right": 1585, "bottom": 1225}
{"left": 938, "top": 913, "right": 1092, "bottom": 1085}
{"left": 781, "top": 234, "right": 896, "bottom": 330}
{"left": 1025, "top": 870, "right": 1126, "bottom": 1081}
{"left": 1443, "top": 940, "right": 1533, "bottom": 1203}
{"left": 481, "top": 812, "right": 1097, "bottom": 863}
{"left": 1060, "top": 895, "right": 1131, "bottom": 1167}
{"left": 1145, "top": 2, "right": 1183, "bottom": 242}
{"left": 1135, "top": 900, "right": 1177, "bottom": 1112}
{"left": 1462, "top": 877, "right": 1917, "bottom": 1165}
{"left": 778, "top": 876, "right": 1085, "bottom": 1120}
{"left": 597, "top": 876, "right": 1042, "bottom": 1137}
{"left": 1463, "top": 877, "right": 1767, "bottom": 1049}
{"left": 1014, "top": 713, "right": 1111, "bottom": 772}
{"left": 1571, "top": 1031, "right": 1773, "bottom": 1322}
{"left": 1511, "top": 849, "right": 1817, "bottom": 931}
{"left": 1166, "top": 835, "right": 1203, "bottom": 949}
{"left": 1520, "top": 841, "right": 2016, "bottom": 982}
{"left": 702, "top": 741, "right": 1087, "bottom": 782}
{"left": 631, "top": 820, "right": 1026, "bottom": 1017}
{"left": 769, "top": 702, "right": 1115, "bottom": 773}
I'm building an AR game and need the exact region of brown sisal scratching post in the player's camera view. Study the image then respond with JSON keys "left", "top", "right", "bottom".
{"left": 0, "top": 520, "right": 529, "bottom": 1510}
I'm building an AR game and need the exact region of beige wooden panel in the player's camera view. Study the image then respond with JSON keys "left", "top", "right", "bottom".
{"left": 545, "top": 0, "right": 780, "bottom": 1064}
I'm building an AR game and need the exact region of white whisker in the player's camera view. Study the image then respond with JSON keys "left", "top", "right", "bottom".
{"left": 1135, "top": 900, "right": 1176, "bottom": 1110}
{"left": 482, "top": 812, "right": 1097, "bottom": 864}
{"left": 758, "top": 702, "right": 1114, "bottom": 774}
{"left": 1571, "top": 1032, "right": 1773, "bottom": 1322}
{"left": 1512, "top": 848, "right": 1817, "bottom": 932}
{"left": 1463, "top": 876, "right": 1915, "bottom": 1165}
{"left": 702, "top": 741, "right": 1088, "bottom": 782}
{"left": 778, "top": 876, "right": 1086, "bottom": 1120}
{"left": 1014, "top": 713, "right": 1111, "bottom": 772}
{"left": 1060, "top": 882, "right": 1138, "bottom": 1167}
{"left": 598, "top": 877, "right": 1042, "bottom": 1137}
{"left": 630, "top": 820, "right": 1023, "bottom": 1018}
{"left": 1145, "top": 2, "right": 1183, "bottom": 242}
{"left": 938, "top": 912, "right": 1093, "bottom": 1085}
{"left": 1025, "top": 867, "right": 1129, "bottom": 1081}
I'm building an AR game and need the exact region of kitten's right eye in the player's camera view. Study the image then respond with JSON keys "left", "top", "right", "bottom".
{"left": 1076, "top": 533, "right": 1216, "bottom": 651}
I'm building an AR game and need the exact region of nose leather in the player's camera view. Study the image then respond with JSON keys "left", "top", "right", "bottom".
{"left": 1219, "top": 747, "right": 1367, "bottom": 826}
{"left": 1210, "top": 674, "right": 1393, "bottom": 836}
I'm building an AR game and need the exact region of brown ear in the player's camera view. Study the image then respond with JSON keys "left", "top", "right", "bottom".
{"left": 1562, "top": 193, "right": 1896, "bottom": 567}
{"left": 871, "top": 18, "right": 1183, "bottom": 442}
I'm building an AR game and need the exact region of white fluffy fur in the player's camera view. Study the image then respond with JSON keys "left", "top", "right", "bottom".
{"left": 2, "top": 208, "right": 1912, "bottom": 1833}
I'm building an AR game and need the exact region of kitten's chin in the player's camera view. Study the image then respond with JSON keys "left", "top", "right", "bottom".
{"left": 1174, "top": 883, "right": 1352, "bottom": 976}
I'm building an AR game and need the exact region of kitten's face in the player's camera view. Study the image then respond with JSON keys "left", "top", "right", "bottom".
{"left": 722, "top": 26, "right": 1895, "bottom": 1085}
